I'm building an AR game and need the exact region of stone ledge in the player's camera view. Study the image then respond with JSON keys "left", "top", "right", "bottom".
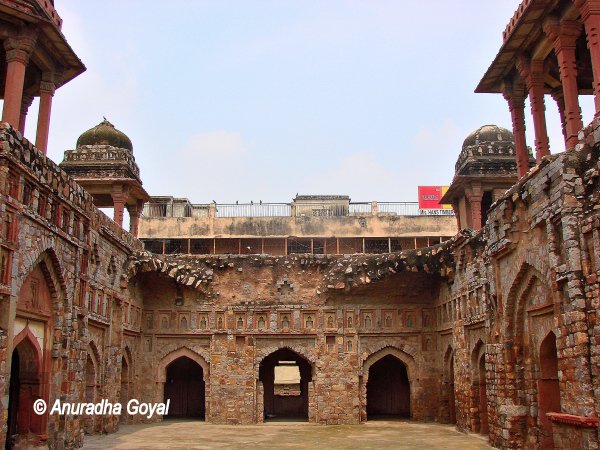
{"left": 546, "top": 412, "right": 599, "bottom": 428}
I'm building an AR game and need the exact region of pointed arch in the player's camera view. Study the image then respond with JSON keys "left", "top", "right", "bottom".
{"left": 13, "top": 327, "right": 43, "bottom": 376}
{"left": 363, "top": 346, "right": 415, "bottom": 381}
{"left": 159, "top": 347, "right": 208, "bottom": 419}
{"left": 258, "top": 347, "right": 313, "bottom": 421}
{"left": 470, "top": 339, "right": 488, "bottom": 435}
{"left": 16, "top": 247, "right": 67, "bottom": 304}
{"left": 363, "top": 346, "right": 413, "bottom": 419}
{"left": 444, "top": 344, "right": 457, "bottom": 424}
{"left": 504, "top": 262, "right": 549, "bottom": 340}
{"left": 157, "top": 347, "right": 209, "bottom": 383}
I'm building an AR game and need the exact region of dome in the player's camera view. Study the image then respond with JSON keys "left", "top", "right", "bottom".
{"left": 462, "top": 124, "right": 514, "bottom": 149}
{"left": 76, "top": 118, "right": 133, "bottom": 151}
{"left": 454, "top": 124, "right": 529, "bottom": 176}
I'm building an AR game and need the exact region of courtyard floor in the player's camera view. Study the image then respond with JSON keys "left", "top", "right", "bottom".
{"left": 81, "top": 420, "right": 492, "bottom": 449}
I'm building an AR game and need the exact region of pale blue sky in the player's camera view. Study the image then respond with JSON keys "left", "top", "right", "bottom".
{"left": 29, "top": 1, "right": 595, "bottom": 204}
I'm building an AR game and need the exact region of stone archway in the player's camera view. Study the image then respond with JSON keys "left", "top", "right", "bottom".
{"left": 444, "top": 346, "right": 457, "bottom": 424}
{"left": 361, "top": 346, "right": 416, "bottom": 421}
{"left": 120, "top": 347, "right": 133, "bottom": 423}
{"left": 538, "top": 331, "right": 560, "bottom": 450}
{"left": 83, "top": 342, "right": 102, "bottom": 435}
{"left": 8, "top": 251, "right": 66, "bottom": 447}
{"left": 471, "top": 340, "right": 488, "bottom": 435}
{"left": 163, "top": 357, "right": 205, "bottom": 419}
{"left": 158, "top": 348, "right": 209, "bottom": 420}
{"left": 258, "top": 348, "right": 313, "bottom": 421}
{"left": 505, "top": 263, "right": 554, "bottom": 447}
{"left": 366, "top": 354, "right": 410, "bottom": 418}
{"left": 6, "top": 330, "right": 44, "bottom": 449}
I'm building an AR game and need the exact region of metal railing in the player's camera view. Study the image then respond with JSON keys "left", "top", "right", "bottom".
{"left": 377, "top": 202, "right": 421, "bottom": 216}
{"left": 142, "top": 201, "right": 454, "bottom": 218}
{"left": 216, "top": 203, "right": 291, "bottom": 218}
{"left": 349, "top": 202, "right": 372, "bottom": 216}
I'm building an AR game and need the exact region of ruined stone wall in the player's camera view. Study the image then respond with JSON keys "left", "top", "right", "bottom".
{"left": 440, "top": 118, "right": 600, "bottom": 449}
{"left": 127, "top": 249, "right": 448, "bottom": 426}
{"left": 0, "top": 124, "right": 142, "bottom": 449}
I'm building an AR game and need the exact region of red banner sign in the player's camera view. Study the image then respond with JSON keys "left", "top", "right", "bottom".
{"left": 418, "top": 186, "right": 451, "bottom": 209}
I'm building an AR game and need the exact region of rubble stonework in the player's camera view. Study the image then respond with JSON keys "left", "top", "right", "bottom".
{"left": 441, "top": 118, "right": 600, "bottom": 449}
{"left": 1, "top": 114, "right": 599, "bottom": 448}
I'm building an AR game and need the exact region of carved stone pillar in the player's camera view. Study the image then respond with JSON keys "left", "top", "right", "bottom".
{"left": 19, "top": 94, "right": 34, "bottom": 134}
{"left": 574, "top": 0, "right": 600, "bottom": 116}
{"left": 544, "top": 18, "right": 584, "bottom": 148}
{"left": 35, "top": 78, "right": 56, "bottom": 154}
{"left": 467, "top": 189, "right": 483, "bottom": 231}
{"left": 517, "top": 57, "right": 550, "bottom": 160}
{"left": 127, "top": 200, "right": 144, "bottom": 237}
{"left": 502, "top": 81, "right": 529, "bottom": 178}
{"left": 111, "top": 187, "right": 126, "bottom": 227}
{"left": 451, "top": 203, "right": 461, "bottom": 230}
{"left": 551, "top": 88, "right": 568, "bottom": 142}
{"left": 2, "top": 31, "right": 37, "bottom": 127}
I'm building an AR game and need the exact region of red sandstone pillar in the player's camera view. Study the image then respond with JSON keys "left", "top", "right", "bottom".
{"left": 467, "top": 190, "right": 483, "bottom": 231}
{"left": 517, "top": 57, "right": 550, "bottom": 160}
{"left": 551, "top": 88, "right": 568, "bottom": 142}
{"left": 452, "top": 203, "right": 461, "bottom": 230}
{"left": 18, "top": 94, "right": 33, "bottom": 134}
{"left": 35, "top": 80, "right": 55, "bottom": 154}
{"left": 2, "top": 33, "right": 36, "bottom": 127}
{"left": 127, "top": 200, "right": 144, "bottom": 237}
{"left": 113, "top": 199, "right": 125, "bottom": 227}
{"left": 544, "top": 19, "right": 584, "bottom": 148}
{"left": 574, "top": 0, "right": 600, "bottom": 116}
{"left": 112, "top": 188, "right": 126, "bottom": 227}
{"left": 502, "top": 86, "right": 529, "bottom": 178}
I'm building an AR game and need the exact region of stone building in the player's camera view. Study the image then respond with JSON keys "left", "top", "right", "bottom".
{"left": 0, "top": 1, "right": 599, "bottom": 450}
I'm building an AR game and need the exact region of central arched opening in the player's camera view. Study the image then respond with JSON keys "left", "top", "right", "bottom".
{"left": 366, "top": 354, "right": 410, "bottom": 419}
{"left": 163, "top": 356, "right": 205, "bottom": 419}
{"left": 259, "top": 348, "right": 312, "bottom": 421}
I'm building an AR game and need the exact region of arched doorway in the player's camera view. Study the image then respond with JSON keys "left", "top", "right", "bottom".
{"left": 448, "top": 354, "right": 457, "bottom": 424}
{"left": 6, "top": 349, "right": 20, "bottom": 450}
{"left": 259, "top": 348, "right": 312, "bottom": 421}
{"left": 538, "top": 332, "right": 560, "bottom": 450}
{"left": 120, "top": 356, "right": 129, "bottom": 405}
{"left": 471, "top": 341, "right": 488, "bottom": 435}
{"left": 366, "top": 354, "right": 410, "bottom": 418}
{"left": 163, "top": 356, "right": 205, "bottom": 419}
{"left": 478, "top": 353, "right": 488, "bottom": 435}
{"left": 84, "top": 353, "right": 97, "bottom": 434}
{"left": 6, "top": 335, "right": 44, "bottom": 449}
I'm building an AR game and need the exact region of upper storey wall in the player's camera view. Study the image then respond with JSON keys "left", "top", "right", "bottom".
{"left": 139, "top": 214, "right": 457, "bottom": 239}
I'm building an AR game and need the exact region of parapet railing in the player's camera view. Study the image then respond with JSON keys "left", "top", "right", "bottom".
{"left": 216, "top": 203, "right": 291, "bottom": 218}
{"left": 142, "top": 201, "right": 454, "bottom": 219}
